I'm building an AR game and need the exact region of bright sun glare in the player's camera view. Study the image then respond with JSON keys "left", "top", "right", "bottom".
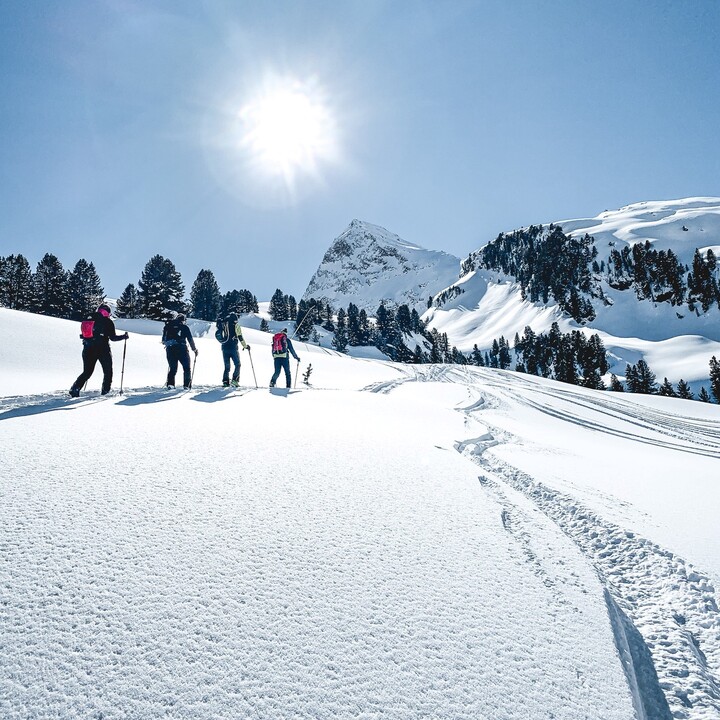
{"left": 238, "top": 78, "right": 338, "bottom": 188}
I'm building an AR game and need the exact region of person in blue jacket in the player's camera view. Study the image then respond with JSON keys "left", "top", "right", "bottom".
{"left": 269, "top": 328, "right": 300, "bottom": 388}
{"left": 162, "top": 312, "right": 198, "bottom": 389}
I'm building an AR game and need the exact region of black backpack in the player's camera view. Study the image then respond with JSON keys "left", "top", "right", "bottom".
{"left": 215, "top": 316, "right": 237, "bottom": 343}
{"left": 164, "top": 319, "right": 183, "bottom": 343}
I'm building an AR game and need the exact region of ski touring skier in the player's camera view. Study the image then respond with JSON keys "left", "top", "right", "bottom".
{"left": 215, "top": 311, "right": 250, "bottom": 387}
{"left": 162, "top": 312, "right": 198, "bottom": 389}
{"left": 69, "top": 303, "right": 129, "bottom": 397}
{"left": 269, "top": 328, "right": 300, "bottom": 388}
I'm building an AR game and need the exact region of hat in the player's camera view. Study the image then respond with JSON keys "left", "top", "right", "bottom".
{"left": 176, "top": 312, "right": 186, "bottom": 322}
{"left": 98, "top": 303, "right": 112, "bottom": 315}
{"left": 281, "top": 327, "right": 288, "bottom": 333}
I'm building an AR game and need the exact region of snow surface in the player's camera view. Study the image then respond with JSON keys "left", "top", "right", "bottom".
{"left": 303, "top": 219, "right": 461, "bottom": 314}
{"left": 2, "top": 307, "right": 719, "bottom": 719}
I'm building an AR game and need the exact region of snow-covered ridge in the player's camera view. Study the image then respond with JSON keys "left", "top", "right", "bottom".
{"left": 558, "top": 196, "right": 720, "bottom": 261}
{"left": 424, "top": 198, "right": 720, "bottom": 388}
{"left": 303, "top": 219, "right": 460, "bottom": 313}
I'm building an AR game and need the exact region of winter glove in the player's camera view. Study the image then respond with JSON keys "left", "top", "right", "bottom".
{"left": 244, "top": 344, "right": 251, "bottom": 351}
{"left": 194, "top": 348, "right": 199, "bottom": 355}
{"left": 123, "top": 333, "right": 129, "bottom": 340}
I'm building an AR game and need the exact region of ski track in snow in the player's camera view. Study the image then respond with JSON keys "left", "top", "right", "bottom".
{"left": 369, "top": 366, "right": 720, "bottom": 720}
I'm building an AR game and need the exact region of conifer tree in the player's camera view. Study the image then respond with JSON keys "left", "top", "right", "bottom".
{"left": 138, "top": 255, "right": 186, "bottom": 320}
{"left": 676, "top": 379, "right": 693, "bottom": 400}
{"left": 288, "top": 295, "right": 297, "bottom": 320}
{"left": 269, "top": 288, "right": 289, "bottom": 321}
{"left": 658, "top": 377, "right": 677, "bottom": 397}
{"left": 190, "top": 269, "right": 221, "bottom": 321}
{"left": 709, "top": 356, "right": 720, "bottom": 403}
{"left": 32, "top": 253, "right": 70, "bottom": 317}
{"left": 627, "top": 359, "right": 657, "bottom": 394}
{"left": 0, "top": 254, "right": 33, "bottom": 310}
{"left": 609, "top": 374, "right": 624, "bottom": 392}
{"left": 259, "top": 318, "right": 270, "bottom": 332}
{"left": 698, "top": 387, "right": 711, "bottom": 403}
{"left": 67, "top": 259, "right": 104, "bottom": 320}
{"left": 471, "top": 344, "right": 484, "bottom": 366}
{"left": 116, "top": 283, "right": 141, "bottom": 318}
{"left": 332, "top": 324, "right": 349, "bottom": 353}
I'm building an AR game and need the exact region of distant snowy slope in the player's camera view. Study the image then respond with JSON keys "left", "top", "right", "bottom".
{"left": 425, "top": 198, "right": 720, "bottom": 387}
{"left": 303, "top": 219, "right": 460, "bottom": 313}
{"left": 558, "top": 197, "right": 720, "bottom": 262}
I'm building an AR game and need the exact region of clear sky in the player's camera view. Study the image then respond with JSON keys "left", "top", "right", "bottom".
{"left": 1, "top": 0, "right": 719, "bottom": 301}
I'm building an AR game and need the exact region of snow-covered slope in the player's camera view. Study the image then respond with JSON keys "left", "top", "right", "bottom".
{"left": 1, "top": 307, "right": 720, "bottom": 718}
{"left": 425, "top": 198, "right": 720, "bottom": 387}
{"left": 303, "top": 219, "right": 460, "bottom": 313}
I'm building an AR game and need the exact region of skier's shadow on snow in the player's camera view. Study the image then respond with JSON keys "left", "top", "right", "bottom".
{"left": 190, "top": 388, "right": 252, "bottom": 403}
{"left": 115, "top": 390, "right": 188, "bottom": 407}
{"left": 0, "top": 397, "right": 86, "bottom": 421}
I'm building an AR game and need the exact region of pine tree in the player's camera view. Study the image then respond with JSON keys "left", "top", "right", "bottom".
{"left": 698, "top": 387, "right": 711, "bottom": 403}
{"left": 67, "top": 259, "right": 104, "bottom": 320}
{"left": 269, "top": 289, "right": 288, "bottom": 321}
{"left": 609, "top": 374, "right": 624, "bottom": 392}
{"left": 471, "top": 344, "right": 484, "bottom": 366}
{"left": 288, "top": 295, "right": 297, "bottom": 320}
{"left": 138, "top": 255, "right": 186, "bottom": 320}
{"left": 498, "top": 337, "right": 512, "bottom": 370}
{"left": 658, "top": 377, "right": 677, "bottom": 397}
{"left": 332, "top": 324, "right": 348, "bottom": 353}
{"left": 0, "top": 254, "right": 33, "bottom": 310}
{"left": 676, "top": 379, "right": 693, "bottom": 400}
{"left": 190, "top": 269, "right": 221, "bottom": 321}
{"left": 32, "top": 253, "right": 70, "bottom": 317}
{"left": 259, "top": 318, "right": 270, "bottom": 332}
{"left": 116, "top": 283, "right": 141, "bottom": 318}
{"left": 709, "top": 356, "right": 720, "bottom": 403}
{"left": 627, "top": 359, "right": 657, "bottom": 394}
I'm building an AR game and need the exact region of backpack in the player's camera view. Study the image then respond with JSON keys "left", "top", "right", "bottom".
{"left": 215, "top": 319, "right": 231, "bottom": 343}
{"left": 164, "top": 320, "right": 183, "bottom": 343}
{"left": 80, "top": 317, "right": 95, "bottom": 340}
{"left": 272, "top": 332, "right": 288, "bottom": 355}
{"left": 80, "top": 312, "right": 105, "bottom": 341}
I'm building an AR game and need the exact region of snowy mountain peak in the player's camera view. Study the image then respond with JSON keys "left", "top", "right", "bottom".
{"left": 303, "top": 220, "right": 461, "bottom": 313}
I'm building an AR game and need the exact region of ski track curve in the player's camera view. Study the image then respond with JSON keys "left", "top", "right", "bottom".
{"left": 366, "top": 365, "right": 720, "bottom": 720}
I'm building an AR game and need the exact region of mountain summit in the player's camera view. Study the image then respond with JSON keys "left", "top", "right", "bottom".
{"left": 303, "top": 219, "right": 460, "bottom": 313}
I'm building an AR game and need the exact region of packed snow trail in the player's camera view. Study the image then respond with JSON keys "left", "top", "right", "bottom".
{"left": 1, "top": 385, "right": 635, "bottom": 719}
{"left": 368, "top": 365, "right": 720, "bottom": 719}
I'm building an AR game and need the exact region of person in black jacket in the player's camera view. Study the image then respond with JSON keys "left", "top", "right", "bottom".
{"left": 162, "top": 312, "right": 198, "bottom": 389}
{"left": 69, "top": 303, "right": 129, "bottom": 397}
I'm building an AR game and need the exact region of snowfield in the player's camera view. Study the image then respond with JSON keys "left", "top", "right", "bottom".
{"left": 1, "top": 308, "right": 719, "bottom": 719}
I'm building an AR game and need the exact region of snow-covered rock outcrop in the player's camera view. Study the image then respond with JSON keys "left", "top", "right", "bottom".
{"left": 303, "top": 219, "right": 460, "bottom": 313}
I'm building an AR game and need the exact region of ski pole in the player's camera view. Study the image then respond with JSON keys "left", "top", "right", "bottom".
{"left": 293, "top": 359, "right": 300, "bottom": 388}
{"left": 190, "top": 351, "right": 197, "bottom": 389}
{"left": 119, "top": 337, "right": 128, "bottom": 395}
{"left": 247, "top": 348, "right": 258, "bottom": 388}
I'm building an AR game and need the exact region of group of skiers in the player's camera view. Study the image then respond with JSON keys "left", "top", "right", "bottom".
{"left": 69, "top": 305, "right": 300, "bottom": 396}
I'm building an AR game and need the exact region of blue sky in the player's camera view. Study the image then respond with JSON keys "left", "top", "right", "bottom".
{"left": 1, "top": 0, "right": 719, "bottom": 301}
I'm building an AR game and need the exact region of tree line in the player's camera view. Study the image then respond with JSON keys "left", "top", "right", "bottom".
{"left": 0, "top": 252, "right": 258, "bottom": 322}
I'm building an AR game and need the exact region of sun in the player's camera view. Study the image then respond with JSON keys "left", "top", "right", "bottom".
{"left": 238, "top": 77, "right": 338, "bottom": 188}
